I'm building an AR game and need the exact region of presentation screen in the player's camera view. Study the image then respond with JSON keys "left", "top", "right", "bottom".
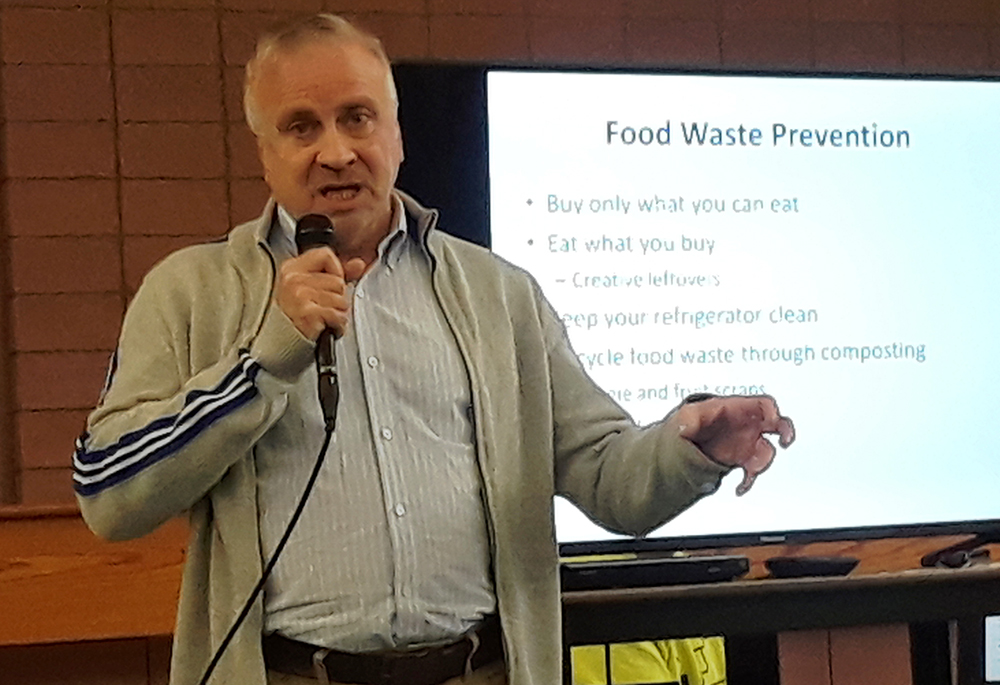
{"left": 487, "top": 69, "right": 1000, "bottom": 546}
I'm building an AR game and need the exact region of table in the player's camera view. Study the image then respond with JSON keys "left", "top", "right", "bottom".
{"left": 562, "top": 563, "right": 1000, "bottom": 685}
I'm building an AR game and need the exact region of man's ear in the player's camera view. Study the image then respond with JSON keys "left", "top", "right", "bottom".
{"left": 257, "top": 138, "right": 273, "bottom": 187}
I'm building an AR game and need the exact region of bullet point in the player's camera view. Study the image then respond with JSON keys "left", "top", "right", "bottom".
{"left": 526, "top": 199, "right": 533, "bottom": 206}
{"left": 527, "top": 239, "right": 534, "bottom": 245}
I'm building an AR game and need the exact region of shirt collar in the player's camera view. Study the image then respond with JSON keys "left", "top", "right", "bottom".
{"left": 274, "top": 194, "right": 411, "bottom": 270}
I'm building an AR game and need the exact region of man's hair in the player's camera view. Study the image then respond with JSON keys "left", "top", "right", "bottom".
{"left": 243, "top": 14, "right": 396, "bottom": 135}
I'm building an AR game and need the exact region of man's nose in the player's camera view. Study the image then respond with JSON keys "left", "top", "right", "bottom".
{"left": 315, "top": 128, "right": 357, "bottom": 169}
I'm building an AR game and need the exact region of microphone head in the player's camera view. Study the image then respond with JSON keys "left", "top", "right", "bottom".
{"left": 294, "top": 214, "right": 335, "bottom": 254}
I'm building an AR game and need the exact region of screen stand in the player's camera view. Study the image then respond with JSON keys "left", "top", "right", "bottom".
{"left": 920, "top": 532, "right": 1000, "bottom": 568}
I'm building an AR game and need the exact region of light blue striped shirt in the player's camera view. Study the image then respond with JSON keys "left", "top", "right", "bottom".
{"left": 255, "top": 196, "right": 496, "bottom": 651}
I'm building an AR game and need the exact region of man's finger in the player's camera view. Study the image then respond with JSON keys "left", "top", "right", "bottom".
{"left": 299, "top": 274, "right": 353, "bottom": 296}
{"left": 755, "top": 397, "right": 795, "bottom": 448}
{"left": 736, "top": 470, "right": 757, "bottom": 497}
{"left": 736, "top": 436, "right": 777, "bottom": 496}
{"left": 776, "top": 416, "right": 795, "bottom": 448}
{"left": 342, "top": 257, "right": 368, "bottom": 282}
{"left": 292, "top": 246, "right": 344, "bottom": 277}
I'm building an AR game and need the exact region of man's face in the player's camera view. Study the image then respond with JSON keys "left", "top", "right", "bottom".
{"left": 252, "top": 40, "right": 403, "bottom": 247}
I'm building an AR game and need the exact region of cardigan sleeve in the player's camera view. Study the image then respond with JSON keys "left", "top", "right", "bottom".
{"left": 74, "top": 246, "right": 314, "bottom": 541}
{"left": 542, "top": 287, "right": 731, "bottom": 536}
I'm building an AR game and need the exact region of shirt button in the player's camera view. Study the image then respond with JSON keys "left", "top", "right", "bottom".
{"left": 356, "top": 288, "right": 365, "bottom": 299}
{"left": 381, "top": 427, "right": 393, "bottom": 440}
{"left": 367, "top": 355, "right": 379, "bottom": 368}
{"left": 394, "top": 503, "right": 406, "bottom": 517}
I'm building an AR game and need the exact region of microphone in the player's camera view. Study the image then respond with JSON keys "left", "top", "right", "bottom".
{"left": 294, "top": 214, "right": 340, "bottom": 432}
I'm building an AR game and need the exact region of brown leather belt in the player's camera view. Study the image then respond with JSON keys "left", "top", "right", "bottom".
{"left": 262, "top": 615, "right": 503, "bottom": 685}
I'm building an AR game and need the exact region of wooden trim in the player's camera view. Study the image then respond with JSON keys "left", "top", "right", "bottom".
{"left": 563, "top": 562, "right": 1000, "bottom": 644}
{"left": 0, "top": 503, "right": 80, "bottom": 521}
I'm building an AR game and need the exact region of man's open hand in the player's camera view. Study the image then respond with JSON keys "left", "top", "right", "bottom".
{"left": 676, "top": 395, "right": 795, "bottom": 495}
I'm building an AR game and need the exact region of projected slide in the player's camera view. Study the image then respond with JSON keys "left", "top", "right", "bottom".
{"left": 487, "top": 71, "right": 1000, "bottom": 543}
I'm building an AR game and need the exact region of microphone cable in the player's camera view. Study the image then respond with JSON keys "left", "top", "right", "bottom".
{"left": 199, "top": 427, "right": 333, "bottom": 685}
{"left": 197, "top": 425, "right": 333, "bottom": 685}
{"left": 199, "top": 214, "right": 342, "bottom": 684}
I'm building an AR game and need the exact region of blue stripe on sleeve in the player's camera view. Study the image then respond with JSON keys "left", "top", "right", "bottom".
{"left": 73, "top": 355, "right": 261, "bottom": 496}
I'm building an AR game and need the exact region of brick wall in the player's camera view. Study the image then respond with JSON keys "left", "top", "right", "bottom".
{"left": 0, "top": 1, "right": 998, "bottom": 680}
{"left": 1, "top": 0, "right": 999, "bottom": 507}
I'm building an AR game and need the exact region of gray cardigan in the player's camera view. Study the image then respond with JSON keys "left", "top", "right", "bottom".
{"left": 75, "top": 192, "right": 728, "bottom": 685}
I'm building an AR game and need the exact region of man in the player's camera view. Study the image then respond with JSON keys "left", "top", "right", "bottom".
{"left": 73, "top": 14, "right": 793, "bottom": 685}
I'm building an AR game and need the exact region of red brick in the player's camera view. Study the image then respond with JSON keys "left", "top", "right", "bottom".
{"left": 230, "top": 177, "right": 270, "bottom": 225}
{"left": 115, "top": 0, "right": 218, "bottom": 7}
{"left": 429, "top": 0, "right": 526, "bottom": 13}
{"left": 812, "top": 0, "right": 900, "bottom": 23}
{"left": 722, "top": 0, "right": 810, "bottom": 21}
{"left": 119, "top": 122, "right": 226, "bottom": 178}
{"left": 5, "top": 122, "right": 116, "bottom": 178}
{"left": 222, "top": 0, "right": 322, "bottom": 10}
{"left": 721, "top": 20, "right": 813, "bottom": 69}
{"left": 350, "top": 12, "right": 430, "bottom": 60}
{"left": 625, "top": 18, "right": 721, "bottom": 66}
{"left": 626, "top": 0, "right": 718, "bottom": 20}
{"left": 15, "top": 351, "right": 112, "bottom": 410}
{"left": 124, "top": 235, "right": 209, "bottom": 292}
{"left": 12, "top": 292, "right": 123, "bottom": 352}
{"left": 112, "top": 9, "right": 219, "bottom": 65}
{"left": 904, "top": 24, "right": 990, "bottom": 72}
{"left": 5, "top": 179, "right": 119, "bottom": 236}
{"left": 121, "top": 179, "right": 229, "bottom": 236}
{"left": 10, "top": 236, "right": 122, "bottom": 294}
{"left": 325, "top": 0, "right": 426, "bottom": 12}
{"left": 19, "top": 467, "right": 77, "bottom": 503}
{"left": 530, "top": 15, "right": 626, "bottom": 64}
{"left": 228, "top": 122, "right": 263, "bottom": 178}
{"left": 18, "top": 409, "right": 92, "bottom": 469}
{"left": 1, "top": 8, "right": 109, "bottom": 64}
{"left": 2, "top": 65, "right": 113, "bottom": 121}
{"left": 116, "top": 65, "right": 223, "bottom": 122}
{"left": 816, "top": 22, "right": 902, "bottom": 70}
{"left": 528, "top": 0, "right": 624, "bottom": 16}
{"left": 225, "top": 64, "right": 249, "bottom": 122}
{"left": 900, "top": 0, "right": 992, "bottom": 25}
{"left": 428, "top": 14, "right": 526, "bottom": 61}
{"left": 221, "top": 11, "right": 300, "bottom": 67}
{"left": 0, "top": 0, "right": 106, "bottom": 7}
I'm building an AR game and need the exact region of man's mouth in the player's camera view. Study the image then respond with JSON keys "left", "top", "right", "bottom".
{"left": 319, "top": 184, "right": 362, "bottom": 201}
